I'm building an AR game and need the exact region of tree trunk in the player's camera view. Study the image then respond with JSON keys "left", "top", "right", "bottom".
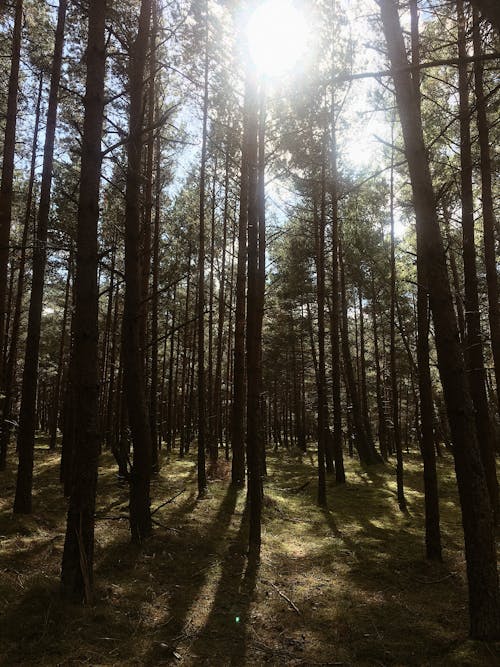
{"left": 379, "top": 0, "right": 499, "bottom": 639}
{"left": 473, "top": 11, "right": 500, "bottom": 420}
{"left": 410, "top": 0, "right": 441, "bottom": 561}
{"left": 0, "top": 73, "right": 42, "bottom": 470}
{"left": 389, "top": 127, "right": 407, "bottom": 513}
{"left": 14, "top": 0, "right": 67, "bottom": 513}
{"left": 196, "top": 0, "right": 209, "bottom": 496}
{"left": 457, "top": 0, "right": 498, "bottom": 519}
{"left": 123, "top": 0, "right": 153, "bottom": 544}
{"left": 60, "top": 0, "right": 105, "bottom": 602}
{"left": 0, "top": 0, "right": 22, "bottom": 391}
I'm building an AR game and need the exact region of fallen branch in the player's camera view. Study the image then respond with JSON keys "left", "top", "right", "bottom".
{"left": 271, "top": 582, "right": 301, "bottom": 615}
{"left": 95, "top": 515, "right": 128, "bottom": 521}
{"left": 415, "top": 572, "right": 457, "bottom": 585}
{"left": 151, "top": 489, "right": 186, "bottom": 516}
{"left": 151, "top": 518, "right": 180, "bottom": 533}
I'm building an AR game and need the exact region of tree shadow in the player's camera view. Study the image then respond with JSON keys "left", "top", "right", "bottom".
{"left": 143, "top": 484, "right": 242, "bottom": 664}
{"left": 187, "top": 501, "right": 260, "bottom": 666}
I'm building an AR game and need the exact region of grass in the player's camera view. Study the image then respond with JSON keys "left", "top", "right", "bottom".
{"left": 0, "top": 441, "right": 499, "bottom": 666}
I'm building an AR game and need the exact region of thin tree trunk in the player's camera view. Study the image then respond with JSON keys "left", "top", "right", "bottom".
{"left": 50, "top": 246, "right": 73, "bottom": 451}
{"left": 196, "top": 0, "right": 209, "bottom": 495}
{"left": 0, "top": 73, "right": 42, "bottom": 469}
{"left": 389, "top": 125, "right": 407, "bottom": 513}
{"left": 123, "top": 0, "right": 153, "bottom": 543}
{"left": 245, "top": 68, "right": 262, "bottom": 554}
{"left": 314, "top": 190, "right": 327, "bottom": 507}
{"left": 14, "top": 0, "right": 67, "bottom": 513}
{"left": 0, "top": 0, "right": 23, "bottom": 390}
{"left": 473, "top": 11, "right": 500, "bottom": 419}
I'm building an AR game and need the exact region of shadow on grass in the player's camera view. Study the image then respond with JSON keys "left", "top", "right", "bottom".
{"left": 186, "top": 502, "right": 260, "bottom": 666}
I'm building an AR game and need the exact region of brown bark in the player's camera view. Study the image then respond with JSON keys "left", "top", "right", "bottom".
{"left": 314, "top": 188, "right": 328, "bottom": 507}
{"left": 379, "top": 0, "right": 499, "bottom": 639}
{"left": 14, "top": 0, "right": 67, "bottom": 513}
{"left": 457, "top": 0, "right": 498, "bottom": 518}
{"left": 410, "top": 0, "right": 441, "bottom": 561}
{"left": 0, "top": 74, "right": 42, "bottom": 469}
{"left": 123, "top": 0, "right": 153, "bottom": 543}
{"left": 60, "top": 0, "right": 106, "bottom": 602}
{"left": 196, "top": 0, "right": 209, "bottom": 495}
{"left": 246, "top": 68, "right": 263, "bottom": 554}
{"left": 0, "top": 0, "right": 23, "bottom": 392}
{"left": 473, "top": 12, "right": 500, "bottom": 419}
{"left": 389, "top": 130, "right": 407, "bottom": 513}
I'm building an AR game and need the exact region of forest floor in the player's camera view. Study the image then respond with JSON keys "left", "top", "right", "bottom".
{"left": 1, "top": 441, "right": 499, "bottom": 666}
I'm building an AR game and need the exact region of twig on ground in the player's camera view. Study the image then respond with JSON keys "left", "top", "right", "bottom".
{"left": 415, "top": 572, "right": 457, "bottom": 585}
{"left": 151, "top": 489, "right": 186, "bottom": 516}
{"left": 151, "top": 517, "right": 180, "bottom": 533}
{"left": 271, "top": 582, "right": 301, "bottom": 614}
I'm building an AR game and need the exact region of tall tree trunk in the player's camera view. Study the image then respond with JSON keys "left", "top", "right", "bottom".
{"left": 245, "top": 69, "right": 262, "bottom": 554}
{"left": 340, "top": 240, "right": 381, "bottom": 466}
{"left": 150, "top": 127, "right": 161, "bottom": 471}
{"left": 214, "top": 131, "right": 231, "bottom": 453}
{"left": 473, "top": 11, "right": 500, "bottom": 419}
{"left": 389, "top": 126, "right": 407, "bottom": 513}
{"left": 123, "top": 0, "right": 153, "bottom": 543}
{"left": 379, "top": 0, "right": 499, "bottom": 639}
{"left": 370, "top": 273, "right": 388, "bottom": 460}
{"left": 60, "top": 0, "right": 106, "bottom": 602}
{"left": 410, "top": 0, "right": 441, "bottom": 560}
{"left": 231, "top": 83, "right": 251, "bottom": 488}
{"left": 314, "top": 189, "right": 328, "bottom": 507}
{"left": 0, "top": 73, "right": 42, "bottom": 470}
{"left": 14, "top": 0, "right": 67, "bottom": 513}
{"left": 0, "top": 0, "right": 22, "bottom": 392}
{"left": 457, "top": 0, "right": 498, "bottom": 518}
{"left": 196, "top": 0, "right": 209, "bottom": 496}
{"left": 49, "top": 246, "right": 73, "bottom": 451}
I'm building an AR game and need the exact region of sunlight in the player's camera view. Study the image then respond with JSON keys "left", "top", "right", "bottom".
{"left": 246, "top": 0, "right": 309, "bottom": 76}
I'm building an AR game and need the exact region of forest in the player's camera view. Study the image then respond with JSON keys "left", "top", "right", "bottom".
{"left": 0, "top": 0, "right": 499, "bottom": 664}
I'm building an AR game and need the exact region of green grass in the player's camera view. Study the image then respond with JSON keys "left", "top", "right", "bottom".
{"left": 0, "top": 442, "right": 499, "bottom": 666}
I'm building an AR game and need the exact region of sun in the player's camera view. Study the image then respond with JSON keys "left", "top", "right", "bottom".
{"left": 246, "top": 0, "right": 309, "bottom": 77}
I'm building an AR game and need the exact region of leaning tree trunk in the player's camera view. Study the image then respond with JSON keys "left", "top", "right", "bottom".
{"left": 60, "top": 0, "right": 106, "bottom": 602}
{"left": 123, "top": 0, "right": 153, "bottom": 544}
{"left": 379, "top": 0, "right": 499, "bottom": 640}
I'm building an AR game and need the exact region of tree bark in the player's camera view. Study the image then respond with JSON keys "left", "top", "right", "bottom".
{"left": 123, "top": 0, "right": 153, "bottom": 544}
{"left": 0, "top": 73, "right": 42, "bottom": 470}
{"left": 379, "top": 0, "right": 499, "bottom": 639}
{"left": 473, "top": 11, "right": 500, "bottom": 420}
{"left": 14, "top": 0, "right": 67, "bottom": 513}
{"left": 457, "top": 0, "right": 498, "bottom": 519}
{"left": 60, "top": 0, "right": 105, "bottom": 602}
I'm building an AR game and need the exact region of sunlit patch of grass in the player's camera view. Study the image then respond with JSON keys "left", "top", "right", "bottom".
{"left": 0, "top": 442, "right": 499, "bottom": 665}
